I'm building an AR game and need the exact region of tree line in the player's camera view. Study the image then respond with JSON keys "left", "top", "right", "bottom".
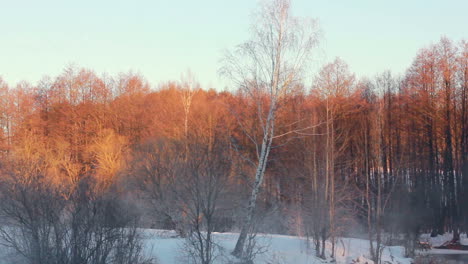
{"left": 0, "top": 11, "right": 467, "bottom": 264}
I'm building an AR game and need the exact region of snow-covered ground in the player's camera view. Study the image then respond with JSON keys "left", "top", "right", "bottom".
{"left": 6, "top": 230, "right": 468, "bottom": 263}
{"left": 420, "top": 233, "right": 468, "bottom": 255}
{"left": 0, "top": 229, "right": 412, "bottom": 263}
{"left": 420, "top": 232, "right": 468, "bottom": 247}
{"left": 142, "top": 230, "right": 412, "bottom": 264}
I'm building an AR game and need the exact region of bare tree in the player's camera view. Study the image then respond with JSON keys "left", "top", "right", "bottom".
{"left": 220, "top": 0, "right": 319, "bottom": 258}
{"left": 362, "top": 74, "right": 400, "bottom": 264}
{"left": 176, "top": 142, "right": 233, "bottom": 264}
{"left": 0, "top": 140, "right": 153, "bottom": 264}
{"left": 313, "top": 57, "right": 355, "bottom": 258}
{"left": 0, "top": 170, "right": 154, "bottom": 264}
{"left": 130, "top": 139, "right": 181, "bottom": 231}
{"left": 179, "top": 71, "right": 199, "bottom": 144}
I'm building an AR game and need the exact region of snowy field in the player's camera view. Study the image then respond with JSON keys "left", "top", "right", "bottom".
{"left": 141, "top": 230, "right": 412, "bottom": 264}
{"left": 0, "top": 229, "right": 414, "bottom": 264}
{"left": 12, "top": 229, "right": 468, "bottom": 263}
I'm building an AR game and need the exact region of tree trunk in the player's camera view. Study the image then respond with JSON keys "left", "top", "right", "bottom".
{"left": 232, "top": 116, "right": 274, "bottom": 257}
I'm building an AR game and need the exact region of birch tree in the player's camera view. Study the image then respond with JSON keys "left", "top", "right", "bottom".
{"left": 220, "top": 0, "right": 320, "bottom": 257}
{"left": 179, "top": 71, "right": 199, "bottom": 159}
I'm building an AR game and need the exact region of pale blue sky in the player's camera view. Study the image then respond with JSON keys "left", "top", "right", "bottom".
{"left": 1, "top": 0, "right": 466, "bottom": 89}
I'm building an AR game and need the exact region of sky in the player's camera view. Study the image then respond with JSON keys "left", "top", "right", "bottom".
{"left": 1, "top": 0, "right": 467, "bottom": 89}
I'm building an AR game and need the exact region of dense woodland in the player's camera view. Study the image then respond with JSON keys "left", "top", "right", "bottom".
{"left": 0, "top": 37, "right": 466, "bottom": 260}
{"left": 0, "top": 2, "right": 467, "bottom": 263}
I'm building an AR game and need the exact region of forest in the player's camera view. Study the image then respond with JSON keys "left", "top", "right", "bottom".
{"left": 0, "top": 1, "right": 467, "bottom": 264}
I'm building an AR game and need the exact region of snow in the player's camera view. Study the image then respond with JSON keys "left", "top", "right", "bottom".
{"left": 420, "top": 233, "right": 468, "bottom": 255}
{"left": 420, "top": 232, "right": 468, "bottom": 247}
{"left": 141, "top": 230, "right": 412, "bottom": 264}
{"left": 0, "top": 228, "right": 413, "bottom": 263}
{"left": 7, "top": 229, "right": 468, "bottom": 263}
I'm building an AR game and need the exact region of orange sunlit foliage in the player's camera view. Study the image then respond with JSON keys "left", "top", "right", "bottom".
{"left": 0, "top": 36, "right": 467, "bottom": 234}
